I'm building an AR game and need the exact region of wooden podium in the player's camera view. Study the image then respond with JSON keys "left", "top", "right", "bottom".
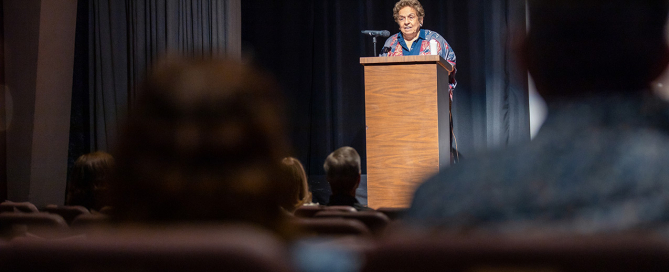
{"left": 360, "top": 55, "right": 454, "bottom": 209}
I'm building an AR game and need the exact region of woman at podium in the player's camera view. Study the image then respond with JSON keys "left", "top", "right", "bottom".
{"left": 380, "top": 0, "right": 457, "bottom": 97}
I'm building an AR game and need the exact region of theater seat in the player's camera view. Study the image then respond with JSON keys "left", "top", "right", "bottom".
{"left": 313, "top": 211, "right": 389, "bottom": 235}
{"left": 70, "top": 213, "right": 110, "bottom": 228}
{"left": 295, "top": 205, "right": 324, "bottom": 218}
{"left": 0, "top": 212, "right": 68, "bottom": 229}
{"left": 0, "top": 201, "right": 39, "bottom": 213}
{"left": 294, "top": 205, "right": 358, "bottom": 218}
{"left": 324, "top": 206, "right": 357, "bottom": 212}
{"left": 42, "top": 205, "right": 90, "bottom": 225}
{"left": 362, "top": 233, "right": 669, "bottom": 272}
{"left": 375, "top": 207, "right": 407, "bottom": 221}
{"left": 0, "top": 212, "right": 69, "bottom": 240}
{"left": 2, "top": 224, "right": 296, "bottom": 272}
{"left": 292, "top": 217, "right": 371, "bottom": 237}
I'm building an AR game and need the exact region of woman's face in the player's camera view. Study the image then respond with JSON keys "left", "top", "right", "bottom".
{"left": 397, "top": 6, "right": 423, "bottom": 39}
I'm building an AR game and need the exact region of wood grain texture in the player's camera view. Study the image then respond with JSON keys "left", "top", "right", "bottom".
{"left": 363, "top": 61, "right": 446, "bottom": 209}
{"left": 360, "top": 55, "right": 453, "bottom": 72}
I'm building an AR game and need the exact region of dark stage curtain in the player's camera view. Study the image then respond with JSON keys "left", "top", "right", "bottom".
{"left": 68, "top": 0, "right": 529, "bottom": 204}
{"left": 0, "top": 2, "right": 5, "bottom": 200}
{"left": 68, "top": 0, "right": 239, "bottom": 171}
{"left": 242, "top": 0, "right": 530, "bottom": 177}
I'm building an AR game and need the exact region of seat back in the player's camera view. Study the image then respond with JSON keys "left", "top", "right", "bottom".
{"left": 362, "top": 234, "right": 669, "bottom": 272}
{"left": 70, "top": 213, "right": 110, "bottom": 228}
{"left": 292, "top": 217, "right": 371, "bottom": 237}
{"left": 0, "top": 212, "right": 69, "bottom": 239}
{"left": 0, "top": 212, "right": 68, "bottom": 229}
{"left": 323, "top": 206, "right": 357, "bottom": 212}
{"left": 294, "top": 205, "right": 359, "bottom": 218}
{"left": 42, "top": 205, "right": 90, "bottom": 225}
{"left": 314, "top": 211, "right": 389, "bottom": 235}
{"left": 2, "top": 224, "right": 296, "bottom": 272}
{"left": 0, "top": 201, "right": 39, "bottom": 213}
{"left": 294, "top": 205, "right": 324, "bottom": 218}
{"left": 375, "top": 207, "right": 407, "bottom": 221}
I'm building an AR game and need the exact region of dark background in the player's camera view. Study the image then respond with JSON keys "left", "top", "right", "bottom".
{"left": 65, "top": 0, "right": 529, "bottom": 205}
{"left": 241, "top": 0, "right": 530, "bottom": 178}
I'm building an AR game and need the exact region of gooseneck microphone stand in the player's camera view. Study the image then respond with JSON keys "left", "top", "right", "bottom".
{"left": 361, "top": 30, "right": 390, "bottom": 56}
{"left": 372, "top": 36, "right": 378, "bottom": 56}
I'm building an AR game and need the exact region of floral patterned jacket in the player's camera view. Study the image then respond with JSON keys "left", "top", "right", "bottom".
{"left": 380, "top": 29, "right": 457, "bottom": 96}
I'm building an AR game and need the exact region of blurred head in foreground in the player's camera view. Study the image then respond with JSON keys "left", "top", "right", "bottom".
{"left": 66, "top": 151, "right": 114, "bottom": 211}
{"left": 280, "top": 157, "right": 312, "bottom": 213}
{"left": 523, "top": 0, "right": 669, "bottom": 99}
{"left": 404, "top": 0, "right": 669, "bottom": 233}
{"left": 110, "top": 58, "right": 290, "bottom": 233}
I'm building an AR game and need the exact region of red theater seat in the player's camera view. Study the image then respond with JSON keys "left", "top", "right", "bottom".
{"left": 363, "top": 233, "right": 669, "bottom": 272}
{"left": 292, "top": 217, "right": 371, "bottom": 237}
{"left": 2, "top": 224, "right": 296, "bottom": 272}
{"left": 42, "top": 205, "right": 90, "bottom": 225}
{"left": 0, "top": 201, "right": 39, "bottom": 213}
{"left": 314, "top": 211, "right": 389, "bottom": 235}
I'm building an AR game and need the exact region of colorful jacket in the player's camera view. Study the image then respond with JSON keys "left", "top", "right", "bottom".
{"left": 380, "top": 29, "right": 457, "bottom": 95}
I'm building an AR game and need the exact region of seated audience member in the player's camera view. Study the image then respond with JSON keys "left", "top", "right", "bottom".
{"left": 324, "top": 147, "right": 373, "bottom": 211}
{"left": 406, "top": 0, "right": 669, "bottom": 233}
{"left": 280, "top": 157, "right": 314, "bottom": 213}
{"left": 66, "top": 151, "right": 114, "bottom": 211}
{"left": 108, "top": 58, "right": 292, "bottom": 235}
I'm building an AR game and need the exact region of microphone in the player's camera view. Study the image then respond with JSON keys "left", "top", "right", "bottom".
{"left": 380, "top": 47, "right": 391, "bottom": 55}
{"left": 361, "top": 30, "right": 390, "bottom": 37}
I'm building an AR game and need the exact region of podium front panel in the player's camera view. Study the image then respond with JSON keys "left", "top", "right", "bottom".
{"left": 364, "top": 63, "right": 443, "bottom": 209}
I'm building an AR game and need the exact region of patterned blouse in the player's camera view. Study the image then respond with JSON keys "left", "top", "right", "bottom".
{"left": 380, "top": 29, "right": 457, "bottom": 96}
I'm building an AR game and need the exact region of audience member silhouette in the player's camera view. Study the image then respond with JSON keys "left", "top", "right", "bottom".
{"left": 324, "top": 147, "right": 373, "bottom": 211}
{"left": 66, "top": 151, "right": 114, "bottom": 211}
{"left": 280, "top": 157, "right": 314, "bottom": 213}
{"left": 407, "top": 0, "right": 669, "bottom": 233}
{"left": 108, "top": 58, "right": 292, "bottom": 235}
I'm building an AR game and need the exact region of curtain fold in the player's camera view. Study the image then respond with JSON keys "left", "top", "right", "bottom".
{"left": 68, "top": 0, "right": 238, "bottom": 168}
